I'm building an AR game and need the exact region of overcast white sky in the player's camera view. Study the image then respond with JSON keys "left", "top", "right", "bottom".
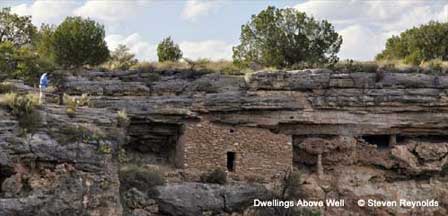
{"left": 1, "top": 0, "right": 447, "bottom": 61}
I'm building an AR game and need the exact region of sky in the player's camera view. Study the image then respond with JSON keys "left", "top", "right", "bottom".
{"left": 1, "top": 0, "right": 447, "bottom": 61}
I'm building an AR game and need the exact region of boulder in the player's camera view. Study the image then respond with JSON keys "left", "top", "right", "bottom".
{"left": 415, "top": 143, "right": 448, "bottom": 161}
{"left": 155, "top": 183, "right": 268, "bottom": 216}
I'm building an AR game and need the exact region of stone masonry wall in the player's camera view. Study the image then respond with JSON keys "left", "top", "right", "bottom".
{"left": 179, "top": 119, "right": 292, "bottom": 180}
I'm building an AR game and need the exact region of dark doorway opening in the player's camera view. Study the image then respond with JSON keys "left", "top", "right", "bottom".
{"left": 362, "top": 135, "right": 390, "bottom": 148}
{"left": 227, "top": 152, "right": 236, "bottom": 172}
{"left": 396, "top": 135, "right": 406, "bottom": 143}
{"left": 0, "top": 165, "right": 15, "bottom": 194}
{"left": 126, "top": 118, "right": 183, "bottom": 167}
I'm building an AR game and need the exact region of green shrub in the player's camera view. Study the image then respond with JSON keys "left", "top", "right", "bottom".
{"left": 57, "top": 125, "right": 88, "bottom": 143}
{"left": 0, "top": 93, "right": 41, "bottom": 134}
{"left": 63, "top": 93, "right": 89, "bottom": 118}
{"left": 98, "top": 143, "right": 112, "bottom": 154}
{"left": 78, "top": 93, "right": 90, "bottom": 106}
{"left": 157, "top": 36, "right": 182, "bottom": 62}
{"left": 18, "top": 110, "right": 42, "bottom": 135}
{"left": 118, "top": 147, "right": 129, "bottom": 163}
{"left": 120, "top": 165, "right": 165, "bottom": 192}
{"left": 200, "top": 168, "right": 227, "bottom": 185}
{"left": 1, "top": 93, "right": 39, "bottom": 116}
{"left": 100, "top": 179, "right": 111, "bottom": 190}
{"left": 0, "top": 83, "right": 12, "bottom": 93}
{"left": 57, "top": 124, "right": 105, "bottom": 144}
{"left": 63, "top": 93, "right": 77, "bottom": 117}
{"left": 65, "top": 107, "right": 76, "bottom": 118}
{"left": 117, "top": 109, "right": 130, "bottom": 128}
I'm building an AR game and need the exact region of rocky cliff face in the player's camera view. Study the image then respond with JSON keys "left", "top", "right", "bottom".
{"left": 1, "top": 69, "right": 448, "bottom": 215}
{"left": 0, "top": 103, "right": 123, "bottom": 215}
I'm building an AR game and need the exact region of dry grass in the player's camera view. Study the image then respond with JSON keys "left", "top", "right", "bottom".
{"left": 157, "top": 59, "right": 448, "bottom": 74}
{"left": 0, "top": 82, "right": 13, "bottom": 94}
{"left": 419, "top": 59, "right": 448, "bottom": 73}
{"left": 330, "top": 59, "right": 448, "bottom": 74}
{"left": 200, "top": 168, "right": 227, "bottom": 184}
{"left": 0, "top": 92, "right": 41, "bottom": 134}
{"left": 55, "top": 123, "right": 106, "bottom": 144}
{"left": 131, "top": 59, "right": 248, "bottom": 75}
{"left": 0, "top": 93, "right": 40, "bottom": 114}
{"left": 63, "top": 93, "right": 90, "bottom": 118}
{"left": 117, "top": 109, "right": 130, "bottom": 128}
{"left": 119, "top": 164, "right": 166, "bottom": 191}
{"left": 99, "top": 58, "right": 448, "bottom": 75}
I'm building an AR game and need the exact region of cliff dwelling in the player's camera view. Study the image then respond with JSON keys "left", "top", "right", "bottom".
{"left": 177, "top": 120, "right": 292, "bottom": 180}
{"left": 3, "top": 69, "right": 448, "bottom": 215}
{"left": 125, "top": 117, "right": 183, "bottom": 166}
{"left": 361, "top": 134, "right": 394, "bottom": 148}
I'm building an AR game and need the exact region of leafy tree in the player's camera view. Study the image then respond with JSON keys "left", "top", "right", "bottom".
{"left": 0, "top": 41, "right": 16, "bottom": 74}
{"left": 107, "top": 44, "right": 138, "bottom": 70}
{"left": 233, "top": 6, "right": 342, "bottom": 68}
{"left": 157, "top": 36, "right": 182, "bottom": 62}
{"left": 0, "top": 41, "right": 54, "bottom": 83}
{"left": 0, "top": 7, "right": 37, "bottom": 47}
{"left": 34, "top": 24, "right": 56, "bottom": 61}
{"left": 52, "top": 17, "right": 109, "bottom": 68}
{"left": 0, "top": 9, "right": 54, "bottom": 83}
{"left": 376, "top": 21, "right": 448, "bottom": 65}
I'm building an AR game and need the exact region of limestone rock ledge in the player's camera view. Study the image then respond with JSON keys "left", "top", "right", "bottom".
{"left": 0, "top": 103, "right": 124, "bottom": 215}
{"left": 2, "top": 69, "right": 448, "bottom": 215}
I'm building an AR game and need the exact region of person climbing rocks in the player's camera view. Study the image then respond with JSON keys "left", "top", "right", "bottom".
{"left": 39, "top": 73, "right": 49, "bottom": 104}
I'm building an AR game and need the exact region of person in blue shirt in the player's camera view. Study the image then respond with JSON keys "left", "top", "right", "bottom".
{"left": 39, "top": 73, "right": 48, "bottom": 104}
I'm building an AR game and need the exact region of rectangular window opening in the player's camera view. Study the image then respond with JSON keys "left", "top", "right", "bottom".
{"left": 227, "top": 152, "right": 236, "bottom": 172}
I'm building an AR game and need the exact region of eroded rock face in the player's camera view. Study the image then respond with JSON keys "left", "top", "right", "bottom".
{"left": 415, "top": 143, "right": 448, "bottom": 161}
{"left": 0, "top": 102, "right": 124, "bottom": 215}
{"left": 155, "top": 183, "right": 269, "bottom": 216}
{"left": 3, "top": 69, "right": 448, "bottom": 215}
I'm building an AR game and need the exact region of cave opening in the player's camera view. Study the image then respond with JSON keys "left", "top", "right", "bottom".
{"left": 125, "top": 118, "right": 183, "bottom": 167}
{"left": 396, "top": 135, "right": 406, "bottom": 143}
{"left": 414, "top": 135, "right": 448, "bottom": 143}
{"left": 361, "top": 135, "right": 391, "bottom": 148}
{"left": 0, "top": 164, "right": 15, "bottom": 195}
